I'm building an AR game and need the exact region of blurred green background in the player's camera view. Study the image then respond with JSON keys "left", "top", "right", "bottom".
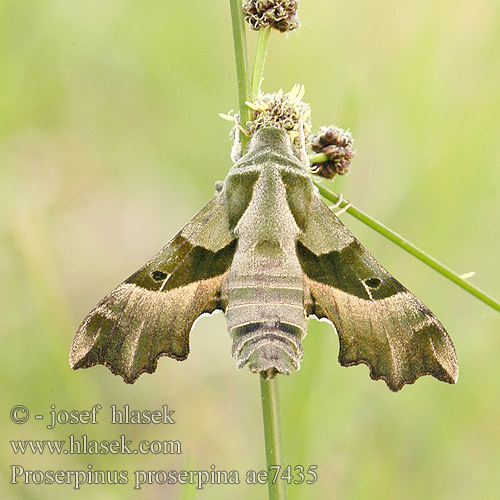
{"left": 1, "top": 1, "right": 499, "bottom": 499}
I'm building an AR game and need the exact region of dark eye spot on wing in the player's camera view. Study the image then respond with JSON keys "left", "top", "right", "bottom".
{"left": 296, "top": 240, "right": 404, "bottom": 300}
{"left": 365, "top": 277, "right": 381, "bottom": 289}
{"left": 152, "top": 270, "right": 168, "bottom": 281}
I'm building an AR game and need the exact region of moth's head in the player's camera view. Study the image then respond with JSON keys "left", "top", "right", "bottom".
{"left": 246, "top": 127, "right": 295, "bottom": 155}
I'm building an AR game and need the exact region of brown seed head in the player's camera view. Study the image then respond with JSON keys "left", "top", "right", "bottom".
{"left": 243, "top": 0, "right": 300, "bottom": 32}
{"left": 246, "top": 85, "right": 311, "bottom": 148}
{"left": 309, "top": 126, "right": 355, "bottom": 179}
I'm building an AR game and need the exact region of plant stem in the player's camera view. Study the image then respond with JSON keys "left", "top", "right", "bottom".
{"left": 315, "top": 182, "right": 500, "bottom": 313}
{"left": 251, "top": 26, "right": 271, "bottom": 97}
{"left": 309, "top": 152, "right": 329, "bottom": 163}
{"left": 229, "top": 0, "right": 252, "bottom": 151}
{"left": 260, "top": 376, "right": 287, "bottom": 500}
{"left": 229, "top": 4, "right": 288, "bottom": 499}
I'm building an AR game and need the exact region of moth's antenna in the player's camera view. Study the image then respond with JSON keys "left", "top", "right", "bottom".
{"left": 219, "top": 111, "right": 246, "bottom": 162}
{"left": 231, "top": 114, "right": 243, "bottom": 163}
{"left": 297, "top": 114, "right": 309, "bottom": 166}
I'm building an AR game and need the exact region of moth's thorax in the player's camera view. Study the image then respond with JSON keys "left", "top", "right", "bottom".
{"left": 224, "top": 148, "right": 313, "bottom": 235}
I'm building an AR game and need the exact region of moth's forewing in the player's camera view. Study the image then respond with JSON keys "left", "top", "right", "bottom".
{"left": 70, "top": 195, "right": 236, "bottom": 383}
{"left": 299, "top": 196, "right": 458, "bottom": 391}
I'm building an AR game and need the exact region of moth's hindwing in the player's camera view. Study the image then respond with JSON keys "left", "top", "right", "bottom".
{"left": 299, "top": 196, "right": 459, "bottom": 391}
{"left": 70, "top": 194, "right": 236, "bottom": 383}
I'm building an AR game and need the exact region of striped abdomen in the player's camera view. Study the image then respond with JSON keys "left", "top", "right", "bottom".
{"left": 226, "top": 238, "right": 306, "bottom": 379}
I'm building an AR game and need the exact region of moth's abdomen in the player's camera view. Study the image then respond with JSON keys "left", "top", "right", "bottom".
{"left": 226, "top": 251, "right": 306, "bottom": 378}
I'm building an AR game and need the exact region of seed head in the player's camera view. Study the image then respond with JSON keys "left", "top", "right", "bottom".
{"left": 245, "top": 84, "right": 311, "bottom": 147}
{"left": 309, "top": 126, "right": 355, "bottom": 179}
{"left": 243, "top": 0, "right": 300, "bottom": 32}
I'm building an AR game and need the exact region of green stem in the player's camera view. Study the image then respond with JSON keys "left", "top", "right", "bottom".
{"left": 229, "top": 0, "right": 252, "bottom": 151}
{"left": 309, "top": 152, "right": 328, "bottom": 163}
{"left": 251, "top": 26, "right": 271, "bottom": 97}
{"left": 260, "top": 377, "right": 287, "bottom": 500}
{"left": 315, "top": 182, "right": 500, "bottom": 313}
{"left": 229, "top": 5, "right": 288, "bottom": 500}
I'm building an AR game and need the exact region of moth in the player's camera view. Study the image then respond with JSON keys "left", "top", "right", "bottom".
{"left": 70, "top": 127, "right": 458, "bottom": 391}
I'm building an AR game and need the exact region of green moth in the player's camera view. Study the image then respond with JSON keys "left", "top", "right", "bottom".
{"left": 70, "top": 127, "right": 458, "bottom": 391}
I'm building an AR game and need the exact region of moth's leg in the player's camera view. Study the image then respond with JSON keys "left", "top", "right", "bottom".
{"left": 329, "top": 193, "right": 352, "bottom": 215}
{"left": 214, "top": 181, "right": 224, "bottom": 193}
{"left": 231, "top": 115, "right": 243, "bottom": 163}
{"left": 329, "top": 193, "right": 344, "bottom": 209}
{"left": 335, "top": 200, "right": 351, "bottom": 216}
{"left": 297, "top": 115, "right": 309, "bottom": 166}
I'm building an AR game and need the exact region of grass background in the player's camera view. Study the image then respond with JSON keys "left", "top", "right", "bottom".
{"left": 1, "top": 0, "right": 499, "bottom": 498}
